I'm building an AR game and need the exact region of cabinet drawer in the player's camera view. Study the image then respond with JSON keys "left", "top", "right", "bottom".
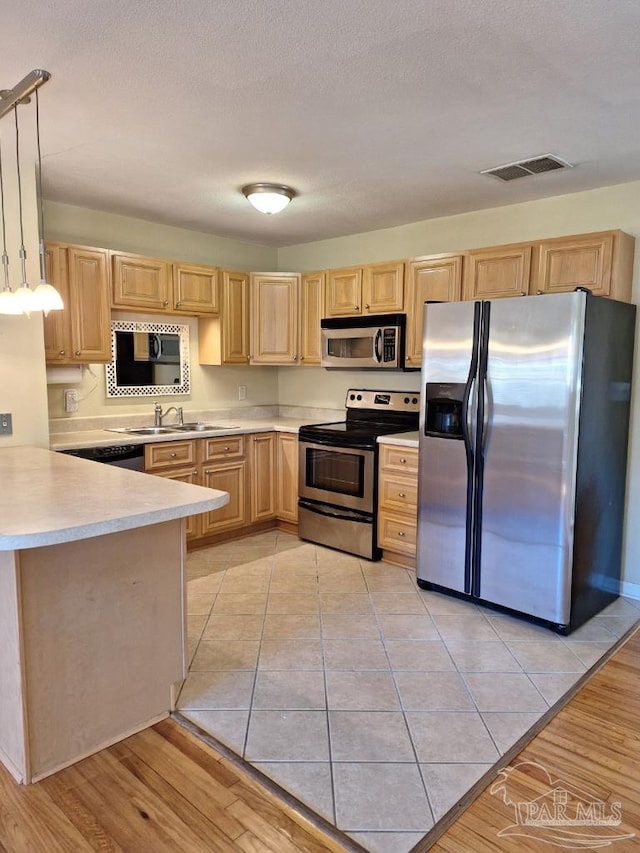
{"left": 378, "top": 511, "right": 417, "bottom": 556}
{"left": 379, "top": 445, "right": 419, "bottom": 476}
{"left": 202, "top": 434, "right": 245, "bottom": 462}
{"left": 145, "top": 440, "right": 197, "bottom": 471}
{"left": 379, "top": 474, "right": 418, "bottom": 515}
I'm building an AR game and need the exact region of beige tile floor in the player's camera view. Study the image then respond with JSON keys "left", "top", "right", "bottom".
{"left": 178, "top": 531, "right": 640, "bottom": 853}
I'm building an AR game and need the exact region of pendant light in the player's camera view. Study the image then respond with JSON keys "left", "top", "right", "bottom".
{"left": 0, "top": 132, "right": 21, "bottom": 314}
{"left": 11, "top": 105, "right": 38, "bottom": 316}
{"left": 32, "top": 88, "right": 62, "bottom": 316}
{"left": 242, "top": 183, "right": 296, "bottom": 214}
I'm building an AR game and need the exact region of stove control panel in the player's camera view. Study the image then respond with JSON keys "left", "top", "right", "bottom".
{"left": 345, "top": 389, "right": 420, "bottom": 412}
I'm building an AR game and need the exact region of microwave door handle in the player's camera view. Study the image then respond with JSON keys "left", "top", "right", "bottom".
{"left": 150, "top": 335, "right": 159, "bottom": 358}
{"left": 374, "top": 329, "right": 382, "bottom": 364}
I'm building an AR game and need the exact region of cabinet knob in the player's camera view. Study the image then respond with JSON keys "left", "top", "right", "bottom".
{"left": 398, "top": 492, "right": 405, "bottom": 498}
{"left": 536, "top": 290, "right": 543, "bottom": 295}
{"left": 170, "top": 452, "right": 177, "bottom": 458}
{"left": 364, "top": 304, "right": 370, "bottom": 310}
{"left": 224, "top": 446, "right": 230, "bottom": 451}
{"left": 58, "top": 350, "right": 66, "bottom": 356}
{"left": 300, "top": 356, "right": 304, "bottom": 361}
{"left": 75, "top": 350, "right": 81, "bottom": 356}
{"left": 192, "top": 470, "right": 198, "bottom": 475}
{"left": 400, "top": 458, "right": 406, "bottom": 463}
{"left": 398, "top": 531, "right": 405, "bottom": 537}
{"left": 354, "top": 305, "right": 359, "bottom": 311}
{"left": 176, "top": 300, "right": 181, "bottom": 307}
{"left": 163, "top": 300, "right": 169, "bottom": 306}
{"left": 520, "top": 292, "right": 526, "bottom": 297}
{"left": 254, "top": 437, "right": 258, "bottom": 442}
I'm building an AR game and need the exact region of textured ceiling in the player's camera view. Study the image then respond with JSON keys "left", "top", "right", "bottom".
{"left": 3, "top": 0, "right": 640, "bottom": 247}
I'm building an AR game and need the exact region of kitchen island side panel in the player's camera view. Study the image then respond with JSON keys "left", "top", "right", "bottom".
{"left": 19, "top": 520, "right": 185, "bottom": 781}
{"left": 0, "top": 551, "right": 26, "bottom": 782}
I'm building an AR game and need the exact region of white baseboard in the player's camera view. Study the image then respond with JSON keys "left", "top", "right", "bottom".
{"left": 620, "top": 580, "right": 640, "bottom": 601}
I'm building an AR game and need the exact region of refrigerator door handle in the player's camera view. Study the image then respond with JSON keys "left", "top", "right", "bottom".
{"left": 471, "top": 300, "right": 491, "bottom": 597}
{"left": 461, "top": 301, "right": 482, "bottom": 594}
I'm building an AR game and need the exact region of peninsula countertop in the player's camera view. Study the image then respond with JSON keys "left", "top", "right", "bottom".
{"left": 0, "top": 446, "right": 229, "bottom": 550}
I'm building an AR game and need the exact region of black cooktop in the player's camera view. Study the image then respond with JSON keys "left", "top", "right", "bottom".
{"left": 298, "top": 389, "right": 420, "bottom": 450}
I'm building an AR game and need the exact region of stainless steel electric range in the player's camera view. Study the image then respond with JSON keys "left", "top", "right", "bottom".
{"left": 298, "top": 389, "right": 420, "bottom": 559}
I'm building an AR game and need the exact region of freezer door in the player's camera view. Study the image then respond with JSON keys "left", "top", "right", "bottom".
{"left": 478, "top": 292, "right": 585, "bottom": 624}
{"left": 417, "top": 300, "right": 478, "bottom": 592}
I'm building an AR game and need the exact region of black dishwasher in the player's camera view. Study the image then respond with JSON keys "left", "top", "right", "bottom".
{"left": 60, "top": 444, "right": 145, "bottom": 471}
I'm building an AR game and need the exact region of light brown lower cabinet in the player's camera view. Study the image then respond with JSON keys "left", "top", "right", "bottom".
{"left": 144, "top": 431, "right": 297, "bottom": 545}
{"left": 378, "top": 444, "right": 419, "bottom": 567}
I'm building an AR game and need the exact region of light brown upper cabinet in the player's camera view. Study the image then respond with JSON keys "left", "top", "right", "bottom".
{"left": 111, "top": 251, "right": 172, "bottom": 311}
{"left": 111, "top": 251, "right": 219, "bottom": 315}
{"left": 463, "top": 244, "right": 532, "bottom": 301}
{"left": 172, "top": 262, "right": 219, "bottom": 314}
{"left": 43, "top": 243, "right": 111, "bottom": 364}
{"left": 250, "top": 273, "right": 300, "bottom": 364}
{"left": 300, "top": 271, "right": 325, "bottom": 365}
{"left": 405, "top": 254, "right": 463, "bottom": 367}
{"left": 324, "top": 261, "right": 404, "bottom": 317}
{"left": 532, "top": 230, "right": 634, "bottom": 301}
{"left": 198, "top": 270, "right": 250, "bottom": 366}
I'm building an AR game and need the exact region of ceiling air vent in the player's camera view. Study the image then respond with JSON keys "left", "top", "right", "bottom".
{"left": 481, "top": 154, "right": 573, "bottom": 182}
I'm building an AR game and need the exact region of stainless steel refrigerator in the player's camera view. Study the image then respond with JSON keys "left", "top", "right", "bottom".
{"left": 416, "top": 291, "right": 635, "bottom": 633}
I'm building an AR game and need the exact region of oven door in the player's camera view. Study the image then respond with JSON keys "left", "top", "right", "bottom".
{"left": 298, "top": 440, "right": 375, "bottom": 513}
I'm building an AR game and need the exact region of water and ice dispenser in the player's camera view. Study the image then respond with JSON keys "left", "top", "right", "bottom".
{"left": 424, "top": 383, "right": 465, "bottom": 438}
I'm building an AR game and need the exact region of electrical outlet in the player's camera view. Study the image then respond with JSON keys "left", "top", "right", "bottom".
{"left": 238, "top": 385, "right": 247, "bottom": 401}
{"left": 0, "top": 413, "right": 12, "bottom": 435}
{"left": 64, "top": 389, "right": 79, "bottom": 413}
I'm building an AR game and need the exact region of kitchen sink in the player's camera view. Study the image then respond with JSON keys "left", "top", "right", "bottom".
{"left": 107, "top": 424, "right": 237, "bottom": 435}
{"left": 170, "top": 423, "right": 237, "bottom": 431}
{"left": 111, "top": 427, "right": 179, "bottom": 435}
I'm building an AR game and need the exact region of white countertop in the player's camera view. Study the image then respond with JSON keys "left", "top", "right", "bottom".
{"left": 0, "top": 446, "right": 229, "bottom": 550}
{"left": 49, "top": 417, "right": 330, "bottom": 452}
{"left": 378, "top": 431, "right": 419, "bottom": 448}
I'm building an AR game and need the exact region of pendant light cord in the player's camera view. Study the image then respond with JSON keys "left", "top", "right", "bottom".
{"left": 35, "top": 89, "right": 47, "bottom": 281}
{"left": 0, "top": 134, "right": 9, "bottom": 291}
{"left": 14, "top": 107, "right": 25, "bottom": 248}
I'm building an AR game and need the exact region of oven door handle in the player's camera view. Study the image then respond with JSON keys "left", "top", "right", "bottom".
{"left": 298, "top": 500, "right": 372, "bottom": 523}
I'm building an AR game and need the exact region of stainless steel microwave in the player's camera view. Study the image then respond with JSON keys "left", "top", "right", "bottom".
{"left": 321, "top": 313, "right": 406, "bottom": 369}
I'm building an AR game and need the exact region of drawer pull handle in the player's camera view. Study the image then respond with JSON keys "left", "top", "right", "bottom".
{"left": 399, "top": 457, "right": 406, "bottom": 463}
{"left": 224, "top": 446, "right": 230, "bottom": 451}
{"left": 398, "top": 492, "right": 405, "bottom": 498}
{"left": 170, "top": 452, "right": 177, "bottom": 458}
{"left": 398, "top": 531, "right": 405, "bottom": 537}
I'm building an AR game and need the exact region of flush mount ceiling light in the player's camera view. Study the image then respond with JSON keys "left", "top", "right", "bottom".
{"left": 242, "top": 183, "right": 296, "bottom": 215}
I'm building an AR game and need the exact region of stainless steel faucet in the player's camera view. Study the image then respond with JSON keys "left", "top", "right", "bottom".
{"left": 154, "top": 402, "right": 184, "bottom": 427}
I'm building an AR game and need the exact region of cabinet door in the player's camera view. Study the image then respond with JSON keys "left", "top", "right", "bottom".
{"left": 68, "top": 247, "right": 111, "bottom": 362}
{"left": 405, "top": 254, "right": 463, "bottom": 366}
{"left": 153, "top": 467, "right": 200, "bottom": 539}
{"left": 222, "top": 271, "right": 250, "bottom": 363}
{"left": 300, "top": 272, "right": 324, "bottom": 365}
{"left": 173, "top": 263, "right": 219, "bottom": 314}
{"left": 43, "top": 245, "right": 72, "bottom": 362}
{"left": 201, "top": 461, "right": 246, "bottom": 534}
{"left": 250, "top": 274, "right": 299, "bottom": 364}
{"left": 363, "top": 261, "right": 404, "bottom": 313}
{"left": 325, "top": 267, "right": 362, "bottom": 316}
{"left": 276, "top": 433, "right": 299, "bottom": 522}
{"left": 534, "top": 233, "right": 614, "bottom": 297}
{"left": 111, "top": 252, "right": 172, "bottom": 311}
{"left": 249, "top": 432, "right": 276, "bottom": 523}
{"left": 463, "top": 245, "right": 531, "bottom": 300}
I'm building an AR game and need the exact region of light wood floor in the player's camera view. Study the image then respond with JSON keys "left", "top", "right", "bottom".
{"left": 0, "top": 626, "right": 638, "bottom": 853}
{"left": 423, "top": 624, "right": 640, "bottom": 852}
{"left": 0, "top": 717, "right": 351, "bottom": 853}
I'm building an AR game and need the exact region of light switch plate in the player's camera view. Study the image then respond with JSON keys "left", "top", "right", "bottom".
{"left": 0, "top": 413, "right": 13, "bottom": 435}
{"left": 238, "top": 385, "right": 247, "bottom": 401}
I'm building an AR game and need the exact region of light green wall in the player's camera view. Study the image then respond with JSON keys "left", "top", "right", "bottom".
{"left": 44, "top": 200, "right": 277, "bottom": 270}
{"left": 0, "top": 160, "right": 49, "bottom": 449}
{"left": 278, "top": 180, "right": 640, "bottom": 592}
{"left": 45, "top": 202, "right": 279, "bottom": 420}
{"left": 277, "top": 180, "right": 640, "bottom": 269}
